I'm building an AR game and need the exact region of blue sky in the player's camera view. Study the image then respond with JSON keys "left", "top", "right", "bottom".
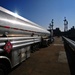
{"left": 0, "top": 0, "right": 75, "bottom": 31}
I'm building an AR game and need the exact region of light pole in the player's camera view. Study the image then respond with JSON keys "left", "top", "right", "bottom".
{"left": 50, "top": 19, "right": 54, "bottom": 37}
{"left": 48, "top": 19, "right": 54, "bottom": 42}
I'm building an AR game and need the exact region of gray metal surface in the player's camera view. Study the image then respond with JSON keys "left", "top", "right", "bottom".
{"left": 0, "top": 6, "right": 50, "bottom": 69}
{"left": 0, "top": 6, "right": 50, "bottom": 36}
{"left": 0, "top": 36, "right": 41, "bottom": 48}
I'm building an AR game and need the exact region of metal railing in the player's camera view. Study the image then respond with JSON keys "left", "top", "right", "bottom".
{"left": 0, "top": 36, "right": 41, "bottom": 50}
{"left": 62, "top": 36, "right": 75, "bottom": 51}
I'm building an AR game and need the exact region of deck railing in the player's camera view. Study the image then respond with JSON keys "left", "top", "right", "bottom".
{"left": 62, "top": 36, "right": 75, "bottom": 51}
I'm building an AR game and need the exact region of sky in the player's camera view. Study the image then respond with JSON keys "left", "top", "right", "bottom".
{"left": 0, "top": 0, "right": 75, "bottom": 31}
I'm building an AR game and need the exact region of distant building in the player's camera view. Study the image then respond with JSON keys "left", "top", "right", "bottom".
{"left": 64, "top": 17, "right": 68, "bottom": 32}
{"left": 53, "top": 28, "right": 61, "bottom": 37}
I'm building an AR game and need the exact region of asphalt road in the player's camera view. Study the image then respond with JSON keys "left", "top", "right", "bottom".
{"left": 9, "top": 37, "right": 70, "bottom": 75}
